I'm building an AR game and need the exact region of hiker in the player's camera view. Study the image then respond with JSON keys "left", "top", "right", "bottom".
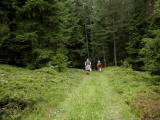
{"left": 97, "top": 60, "right": 102, "bottom": 72}
{"left": 85, "top": 58, "right": 92, "bottom": 72}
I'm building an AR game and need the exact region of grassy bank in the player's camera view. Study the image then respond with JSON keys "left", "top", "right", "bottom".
{"left": 0, "top": 65, "right": 85, "bottom": 120}
{"left": 105, "top": 67, "right": 160, "bottom": 120}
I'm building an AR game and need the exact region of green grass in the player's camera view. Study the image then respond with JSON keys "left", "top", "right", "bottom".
{"left": 54, "top": 72, "right": 139, "bottom": 120}
{"left": 0, "top": 65, "right": 159, "bottom": 120}
{"left": 0, "top": 65, "right": 85, "bottom": 120}
{"left": 105, "top": 67, "right": 160, "bottom": 120}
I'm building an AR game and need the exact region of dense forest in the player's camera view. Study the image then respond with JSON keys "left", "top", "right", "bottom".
{"left": 0, "top": 1, "right": 160, "bottom": 120}
{"left": 0, "top": 0, "right": 160, "bottom": 74}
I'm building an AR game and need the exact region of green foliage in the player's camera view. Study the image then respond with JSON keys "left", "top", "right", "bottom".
{"left": 122, "top": 60, "right": 132, "bottom": 68}
{"left": 66, "top": 0, "right": 88, "bottom": 68}
{"left": 0, "top": 65, "right": 159, "bottom": 120}
{"left": 155, "top": 0, "right": 160, "bottom": 17}
{"left": 51, "top": 53, "right": 70, "bottom": 72}
{"left": 0, "top": 0, "right": 159, "bottom": 72}
{"left": 0, "top": 32, "right": 38, "bottom": 65}
{"left": 0, "top": 65, "right": 84, "bottom": 120}
{"left": 91, "top": 0, "right": 135, "bottom": 66}
{"left": 28, "top": 49, "right": 54, "bottom": 69}
{"left": 54, "top": 70, "right": 140, "bottom": 120}
{"left": 106, "top": 67, "right": 160, "bottom": 120}
{"left": 0, "top": 24, "right": 9, "bottom": 36}
{"left": 0, "top": 0, "right": 73, "bottom": 68}
{"left": 53, "top": 67, "right": 159, "bottom": 120}
{"left": 140, "top": 30, "right": 160, "bottom": 74}
{"left": 125, "top": 0, "right": 153, "bottom": 70}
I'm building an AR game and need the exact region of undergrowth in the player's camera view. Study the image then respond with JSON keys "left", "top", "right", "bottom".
{"left": 105, "top": 67, "right": 160, "bottom": 120}
{"left": 0, "top": 65, "right": 159, "bottom": 120}
{"left": 0, "top": 64, "right": 84, "bottom": 120}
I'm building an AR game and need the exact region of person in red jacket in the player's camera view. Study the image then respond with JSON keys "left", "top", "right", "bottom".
{"left": 97, "top": 60, "right": 102, "bottom": 72}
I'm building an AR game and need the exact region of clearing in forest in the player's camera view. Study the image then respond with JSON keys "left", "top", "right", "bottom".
{"left": 53, "top": 72, "right": 139, "bottom": 120}
{"left": 0, "top": 65, "right": 159, "bottom": 120}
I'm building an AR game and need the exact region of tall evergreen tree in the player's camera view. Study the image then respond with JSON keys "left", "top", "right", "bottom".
{"left": 0, "top": 0, "right": 72, "bottom": 69}
{"left": 126, "top": 0, "right": 155, "bottom": 70}
{"left": 91, "top": 0, "right": 133, "bottom": 66}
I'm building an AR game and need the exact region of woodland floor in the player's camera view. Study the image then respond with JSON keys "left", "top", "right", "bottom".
{"left": 0, "top": 65, "right": 160, "bottom": 120}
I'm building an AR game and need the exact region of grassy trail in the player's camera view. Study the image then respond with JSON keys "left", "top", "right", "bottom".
{"left": 54, "top": 72, "right": 139, "bottom": 120}
{"left": 1, "top": 65, "right": 159, "bottom": 120}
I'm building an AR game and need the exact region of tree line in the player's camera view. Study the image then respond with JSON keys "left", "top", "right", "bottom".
{"left": 0, "top": 0, "right": 160, "bottom": 74}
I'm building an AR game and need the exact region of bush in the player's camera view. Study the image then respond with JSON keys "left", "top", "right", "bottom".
{"left": 140, "top": 30, "right": 160, "bottom": 74}
{"left": 51, "top": 53, "right": 70, "bottom": 72}
{"left": 122, "top": 60, "right": 132, "bottom": 68}
{"left": 28, "top": 49, "right": 54, "bottom": 69}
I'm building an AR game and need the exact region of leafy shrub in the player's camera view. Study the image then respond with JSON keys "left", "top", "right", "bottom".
{"left": 122, "top": 60, "right": 132, "bottom": 68}
{"left": 140, "top": 30, "right": 160, "bottom": 74}
{"left": 28, "top": 49, "right": 54, "bottom": 69}
{"left": 51, "top": 53, "right": 70, "bottom": 72}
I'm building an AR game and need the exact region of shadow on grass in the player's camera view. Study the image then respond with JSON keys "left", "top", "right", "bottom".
{"left": 0, "top": 98, "right": 36, "bottom": 120}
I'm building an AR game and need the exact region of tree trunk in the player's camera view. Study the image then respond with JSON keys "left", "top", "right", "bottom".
{"left": 113, "top": 36, "right": 117, "bottom": 66}
{"left": 103, "top": 46, "right": 106, "bottom": 67}
{"left": 85, "top": 24, "right": 89, "bottom": 58}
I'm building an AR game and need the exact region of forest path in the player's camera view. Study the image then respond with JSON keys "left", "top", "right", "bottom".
{"left": 53, "top": 71, "right": 139, "bottom": 120}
